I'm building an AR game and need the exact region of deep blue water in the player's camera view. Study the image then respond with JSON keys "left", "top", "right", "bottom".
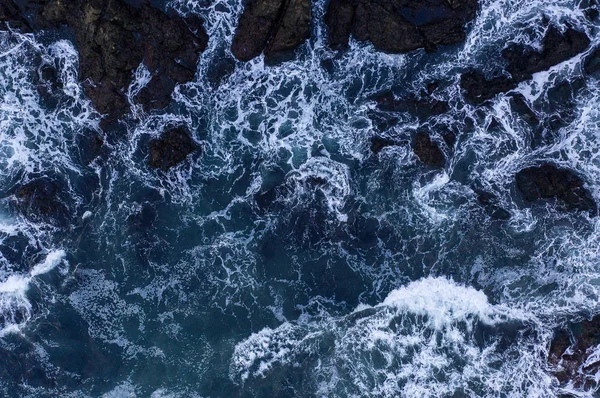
{"left": 1, "top": 0, "right": 600, "bottom": 396}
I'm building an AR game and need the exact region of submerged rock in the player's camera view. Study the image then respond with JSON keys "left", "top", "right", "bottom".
{"left": 4, "top": 0, "right": 208, "bottom": 125}
{"left": 413, "top": 132, "right": 445, "bottom": 167}
{"left": 461, "top": 26, "right": 590, "bottom": 103}
{"left": 15, "top": 178, "right": 71, "bottom": 227}
{"left": 460, "top": 71, "right": 516, "bottom": 104}
{"left": 231, "top": 0, "right": 311, "bottom": 62}
{"left": 148, "top": 127, "right": 198, "bottom": 171}
{"left": 325, "top": 0, "right": 478, "bottom": 53}
{"left": 373, "top": 91, "right": 449, "bottom": 120}
{"left": 515, "top": 164, "right": 597, "bottom": 215}
{"left": 474, "top": 190, "right": 511, "bottom": 220}
{"left": 370, "top": 136, "right": 398, "bottom": 154}
{"left": 549, "top": 316, "right": 600, "bottom": 390}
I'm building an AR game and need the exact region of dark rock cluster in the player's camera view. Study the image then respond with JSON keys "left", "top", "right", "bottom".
{"left": 2, "top": 0, "right": 208, "bottom": 125}
{"left": 413, "top": 131, "right": 445, "bottom": 167}
{"left": 15, "top": 178, "right": 71, "bottom": 227}
{"left": 516, "top": 164, "right": 597, "bottom": 215}
{"left": 461, "top": 26, "right": 590, "bottom": 103}
{"left": 231, "top": 0, "right": 311, "bottom": 62}
{"left": 325, "top": 0, "right": 478, "bottom": 53}
{"left": 549, "top": 316, "right": 600, "bottom": 390}
{"left": 148, "top": 127, "right": 199, "bottom": 171}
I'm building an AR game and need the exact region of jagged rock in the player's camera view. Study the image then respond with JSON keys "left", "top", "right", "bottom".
{"left": 324, "top": 0, "right": 354, "bottom": 49}
{"left": 549, "top": 316, "right": 600, "bottom": 390}
{"left": 413, "top": 132, "right": 445, "bottom": 167}
{"left": 231, "top": 0, "right": 311, "bottom": 62}
{"left": 2, "top": 0, "right": 208, "bottom": 125}
{"left": 460, "top": 71, "right": 516, "bottom": 104}
{"left": 148, "top": 127, "right": 198, "bottom": 171}
{"left": 515, "top": 164, "right": 597, "bottom": 215}
{"left": 461, "top": 26, "right": 590, "bottom": 104}
{"left": 503, "top": 26, "right": 590, "bottom": 82}
{"left": 15, "top": 178, "right": 71, "bottom": 227}
{"left": 370, "top": 136, "right": 397, "bottom": 154}
{"left": 0, "top": 0, "right": 31, "bottom": 31}
{"left": 325, "top": 0, "right": 478, "bottom": 53}
{"left": 373, "top": 91, "right": 449, "bottom": 120}
{"left": 475, "top": 190, "right": 511, "bottom": 220}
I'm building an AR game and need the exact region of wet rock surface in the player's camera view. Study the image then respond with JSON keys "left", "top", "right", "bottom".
{"left": 370, "top": 136, "right": 398, "bottom": 154}
{"left": 549, "top": 316, "right": 600, "bottom": 390}
{"left": 516, "top": 164, "right": 597, "bottom": 215}
{"left": 413, "top": 131, "right": 445, "bottom": 167}
{"left": 2, "top": 0, "right": 208, "bottom": 125}
{"left": 231, "top": 0, "right": 311, "bottom": 62}
{"left": 14, "top": 178, "right": 71, "bottom": 227}
{"left": 475, "top": 190, "right": 511, "bottom": 220}
{"left": 373, "top": 91, "right": 449, "bottom": 120}
{"left": 148, "top": 127, "right": 198, "bottom": 171}
{"left": 461, "top": 26, "right": 590, "bottom": 103}
{"left": 325, "top": 0, "right": 478, "bottom": 53}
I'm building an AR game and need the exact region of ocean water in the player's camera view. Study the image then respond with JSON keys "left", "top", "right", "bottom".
{"left": 1, "top": 0, "right": 600, "bottom": 396}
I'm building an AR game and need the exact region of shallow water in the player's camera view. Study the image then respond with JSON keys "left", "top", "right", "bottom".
{"left": 1, "top": 0, "right": 600, "bottom": 396}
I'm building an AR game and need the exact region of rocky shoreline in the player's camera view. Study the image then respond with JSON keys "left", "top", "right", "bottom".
{"left": 2, "top": 1, "right": 600, "bottom": 392}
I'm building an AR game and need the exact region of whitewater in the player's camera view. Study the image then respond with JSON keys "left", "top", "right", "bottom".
{"left": 1, "top": 0, "right": 600, "bottom": 396}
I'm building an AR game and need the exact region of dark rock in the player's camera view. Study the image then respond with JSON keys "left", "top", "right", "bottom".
{"left": 0, "top": 0, "right": 31, "bottom": 31}
{"left": 413, "top": 131, "right": 444, "bottom": 167}
{"left": 265, "top": 0, "right": 311, "bottom": 62}
{"left": 515, "top": 164, "right": 597, "bottom": 215}
{"left": 503, "top": 26, "right": 590, "bottom": 82}
{"left": 352, "top": 2, "right": 424, "bottom": 53}
{"left": 15, "top": 178, "right": 71, "bottom": 227}
{"left": 460, "top": 71, "right": 516, "bottom": 104}
{"left": 509, "top": 94, "right": 538, "bottom": 126}
{"left": 231, "top": 0, "right": 311, "bottom": 62}
{"left": 549, "top": 316, "right": 600, "bottom": 390}
{"left": 324, "top": 0, "right": 354, "bottom": 49}
{"left": 441, "top": 131, "right": 457, "bottom": 148}
{"left": 25, "top": 0, "right": 209, "bottom": 124}
{"left": 373, "top": 91, "right": 449, "bottom": 120}
{"left": 325, "top": 0, "right": 478, "bottom": 53}
{"left": 475, "top": 190, "right": 511, "bottom": 220}
{"left": 148, "top": 127, "right": 198, "bottom": 171}
{"left": 461, "top": 26, "right": 590, "bottom": 104}
{"left": 370, "top": 136, "right": 397, "bottom": 154}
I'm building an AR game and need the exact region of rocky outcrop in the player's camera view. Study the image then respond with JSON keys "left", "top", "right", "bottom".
{"left": 325, "top": 0, "right": 478, "bottom": 53}
{"left": 15, "top": 178, "right": 71, "bottom": 227}
{"left": 549, "top": 316, "right": 600, "bottom": 390}
{"left": 148, "top": 127, "right": 198, "bottom": 171}
{"left": 0, "top": 0, "right": 31, "bottom": 31}
{"left": 413, "top": 132, "right": 445, "bottom": 167}
{"left": 515, "top": 164, "right": 597, "bottom": 215}
{"left": 474, "top": 190, "right": 511, "bottom": 220}
{"left": 231, "top": 0, "right": 311, "bottom": 62}
{"left": 370, "top": 136, "right": 398, "bottom": 154}
{"left": 461, "top": 26, "right": 590, "bottom": 103}
{"left": 460, "top": 71, "right": 516, "bottom": 104}
{"left": 503, "top": 26, "right": 590, "bottom": 82}
{"left": 3, "top": 0, "right": 208, "bottom": 125}
{"left": 374, "top": 91, "right": 449, "bottom": 120}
